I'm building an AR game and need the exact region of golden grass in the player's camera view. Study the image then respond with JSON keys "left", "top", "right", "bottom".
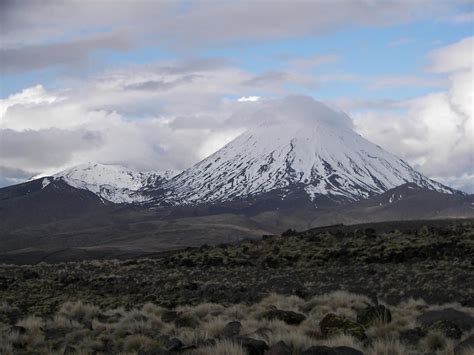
{"left": 191, "top": 339, "right": 246, "bottom": 355}
{"left": 367, "top": 337, "right": 407, "bottom": 355}
{"left": 1, "top": 291, "right": 473, "bottom": 354}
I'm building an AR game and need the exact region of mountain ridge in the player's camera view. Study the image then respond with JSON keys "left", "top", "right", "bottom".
{"left": 52, "top": 162, "right": 179, "bottom": 204}
{"left": 2, "top": 97, "right": 461, "bottom": 209}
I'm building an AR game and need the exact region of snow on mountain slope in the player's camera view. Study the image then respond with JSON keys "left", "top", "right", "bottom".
{"left": 158, "top": 96, "right": 453, "bottom": 206}
{"left": 54, "top": 163, "right": 178, "bottom": 203}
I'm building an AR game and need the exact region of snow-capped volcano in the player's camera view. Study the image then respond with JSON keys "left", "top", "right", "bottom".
{"left": 54, "top": 163, "right": 178, "bottom": 204}
{"left": 30, "top": 97, "right": 455, "bottom": 208}
{"left": 157, "top": 96, "right": 453, "bottom": 206}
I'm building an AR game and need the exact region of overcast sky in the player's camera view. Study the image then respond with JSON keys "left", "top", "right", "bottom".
{"left": 0, "top": 0, "right": 473, "bottom": 192}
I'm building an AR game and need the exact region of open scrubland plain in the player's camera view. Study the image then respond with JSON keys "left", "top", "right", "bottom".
{"left": 1, "top": 219, "right": 473, "bottom": 354}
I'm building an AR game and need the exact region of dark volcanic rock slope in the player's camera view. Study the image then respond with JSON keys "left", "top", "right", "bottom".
{"left": 307, "top": 183, "right": 474, "bottom": 227}
{"left": 0, "top": 177, "right": 110, "bottom": 230}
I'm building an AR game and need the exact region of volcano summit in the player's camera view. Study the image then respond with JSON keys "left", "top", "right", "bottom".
{"left": 155, "top": 96, "right": 453, "bottom": 208}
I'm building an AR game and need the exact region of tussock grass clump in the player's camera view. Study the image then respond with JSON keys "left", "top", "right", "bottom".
{"left": 122, "top": 334, "right": 157, "bottom": 352}
{"left": 262, "top": 327, "right": 318, "bottom": 351}
{"left": 367, "top": 337, "right": 407, "bottom": 355}
{"left": 58, "top": 301, "right": 100, "bottom": 322}
{"left": 303, "top": 291, "right": 371, "bottom": 319}
{"left": 51, "top": 314, "right": 83, "bottom": 329}
{"left": 421, "top": 330, "right": 451, "bottom": 352}
{"left": 192, "top": 339, "right": 246, "bottom": 355}
{"left": 258, "top": 293, "right": 304, "bottom": 312}
{"left": 17, "top": 316, "right": 43, "bottom": 332}
{"left": 458, "top": 347, "right": 474, "bottom": 355}
{"left": 184, "top": 302, "right": 226, "bottom": 319}
{"left": 1, "top": 291, "right": 473, "bottom": 354}
{"left": 200, "top": 315, "right": 229, "bottom": 337}
{"left": 0, "top": 302, "right": 18, "bottom": 313}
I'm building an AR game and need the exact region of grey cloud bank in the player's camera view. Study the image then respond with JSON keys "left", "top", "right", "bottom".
{"left": 1, "top": 1, "right": 456, "bottom": 72}
{"left": 1, "top": 33, "right": 131, "bottom": 73}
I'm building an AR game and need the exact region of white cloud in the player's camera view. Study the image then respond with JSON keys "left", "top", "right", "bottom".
{"left": 197, "top": 129, "right": 246, "bottom": 159}
{"left": 0, "top": 85, "right": 59, "bottom": 118}
{"left": 354, "top": 36, "right": 474, "bottom": 192}
{"left": 236, "top": 95, "right": 354, "bottom": 130}
{"left": 0, "top": 59, "right": 269, "bottom": 179}
{"left": 0, "top": 70, "right": 350, "bottom": 184}
{"left": 237, "top": 96, "right": 261, "bottom": 102}
{"left": 428, "top": 36, "right": 474, "bottom": 73}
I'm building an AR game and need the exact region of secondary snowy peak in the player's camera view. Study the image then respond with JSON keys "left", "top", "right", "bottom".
{"left": 159, "top": 97, "right": 452, "bottom": 206}
{"left": 54, "top": 162, "right": 178, "bottom": 204}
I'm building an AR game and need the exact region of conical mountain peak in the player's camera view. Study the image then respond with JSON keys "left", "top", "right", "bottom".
{"left": 157, "top": 97, "right": 452, "bottom": 207}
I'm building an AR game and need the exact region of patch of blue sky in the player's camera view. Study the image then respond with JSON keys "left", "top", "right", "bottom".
{"left": 203, "top": 19, "right": 472, "bottom": 101}
{"left": 1, "top": 68, "right": 59, "bottom": 98}
{"left": 3, "top": 10, "right": 471, "bottom": 101}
